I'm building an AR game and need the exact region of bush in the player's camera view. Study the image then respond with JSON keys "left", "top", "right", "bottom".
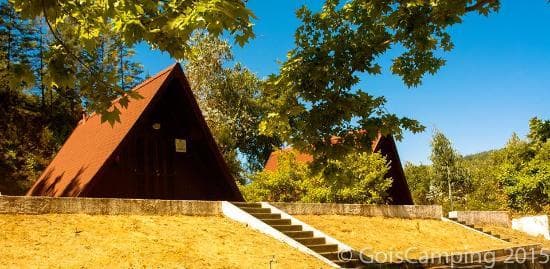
{"left": 241, "top": 150, "right": 392, "bottom": 204}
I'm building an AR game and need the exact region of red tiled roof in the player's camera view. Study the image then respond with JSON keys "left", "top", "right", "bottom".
{"left": 263, "top": 148, "right": 314, "bottom": 171}
{"left": 263, "top": 133, "right": 383, "bottom": 172}
{"left": 27, "top": 64, "right": 177, "bottom": 196}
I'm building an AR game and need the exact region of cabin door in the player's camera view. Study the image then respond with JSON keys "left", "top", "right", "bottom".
{"left": 135, "top": 128, "right": 175, "bottom": 199}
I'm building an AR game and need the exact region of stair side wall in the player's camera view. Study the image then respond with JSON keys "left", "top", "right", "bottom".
{"left": 221, "top": 201, "right": 340, "bottom": 268}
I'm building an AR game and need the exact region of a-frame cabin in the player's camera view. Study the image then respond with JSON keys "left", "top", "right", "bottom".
{"left": 27, "top": 63, "right": 244, "bottom": 201}
{"left": 264, "top": 134, "right": 415, "bottom": 205}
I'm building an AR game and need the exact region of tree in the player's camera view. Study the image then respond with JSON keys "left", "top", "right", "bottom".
{"left": 0, "top": 2, "right": 37, "bottom": 93}
{"left": 460, "top": 150, "right": 508, "bottom": 210}
{"left": 260, "top": 0, "right": 499, "bottom": 163}
{"left": 404, "top": 162, "right": 436, "bottom": 205}
{"left": 0, "top": 3, "right": 55, "bottom": 194}
{"left": 499, "top": 123, "right": 550, "bottom": 212}
{"left": 242, "top": 150, "right": 392, "bottom": 204}
{"left": 10, "top": 0, "right": 255, "bottom": 123}
{"left": 241, "top": 151, "right": 310, "bottom": 202}
{"left": 183, "top": 32, "right": 280, "bottom": 181}
{"left": 0, "top": 2, "right": 144, "bottom": 194}
{"left": 430, "top": 130, "right": 471, "bottom": 210}
{"left": 528, "top": 117, "right": 550, "bottom": 146}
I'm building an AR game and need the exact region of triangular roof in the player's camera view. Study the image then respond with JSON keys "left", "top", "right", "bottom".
{"left": 263, "top": 134, "right": 414, "bottom": 205}
{"left": 27, "top": 63, "right": 243, "bottom": 200}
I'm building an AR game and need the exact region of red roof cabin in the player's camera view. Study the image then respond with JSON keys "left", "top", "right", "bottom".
{"left": 27, "top": 63, "right": 244, "bottom": 201}
{"left": 264, "top": 134, "right": 415, "bottom": 205}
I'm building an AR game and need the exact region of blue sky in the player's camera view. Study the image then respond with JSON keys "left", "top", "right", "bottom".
{"left": 134, "top": 0, "right": 550, "bottom": 165}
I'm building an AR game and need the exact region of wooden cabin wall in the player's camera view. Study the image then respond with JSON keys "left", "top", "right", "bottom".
{"left": 379, "top": 136, "right": 414, "bottom": 205}
{"left": 86, "top": 79, "right": 239, "bottom": 201}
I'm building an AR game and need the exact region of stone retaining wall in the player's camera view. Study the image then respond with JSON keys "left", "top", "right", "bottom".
{"left": 449, "top": 211, "right": 511, "bottom": 227}
{"left": 270, "top": 202, "right": 443, "bottom": 219}
{"left": 0, "top": 196, "right": 443, "bottom": 219}
{"left": 0, "top": 196, "right": 222, "bottom": 215}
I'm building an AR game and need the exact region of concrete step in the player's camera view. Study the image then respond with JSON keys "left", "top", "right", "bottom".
{"left": 272, "top": 224, "right": 303, "bottom": 232}
{"left": 283, "top": 230, "right": 314, "bottom": 238}
{"left": 251, "top": 213, "right": 281, "bottom": 219}
{"left": 308, "top": 244, "right": 338, "bottom": 253}
{"left": 295, "top": 237, "right": 326, "bottom": 245}
{"left": 240, "top": 207, "right": 271, "bottom": 214}
{"left": 320, "top": 252, "right": 339, "bottom": 260}
{"left": 262, "top": 219, "right": 291, "bottom": 225}
{"left": 333, "top": 259, "right": 362, "bottom": 268}
{"left": 232, "top": 202, "right": 262, "bottom": 208}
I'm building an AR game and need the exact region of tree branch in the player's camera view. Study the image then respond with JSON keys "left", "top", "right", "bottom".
{"left": 465, "top": 0, "right": 497, "bottom": 12}
{"left": 41, "top": 0, "right": 122, "bottom": 95}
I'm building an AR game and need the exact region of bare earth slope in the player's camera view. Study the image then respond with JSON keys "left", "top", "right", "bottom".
{"left": 0, "top": 214, "right": 327, "bottom": 268}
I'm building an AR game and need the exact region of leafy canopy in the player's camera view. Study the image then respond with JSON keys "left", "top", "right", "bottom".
{"left": 499, "top": 120, "right": 550, "bottom": 212}
{"left": 242, "top": 150, "right": 392, "bottom": 204}
{"left": 183, "top": 32, "right": 279, "bottom": 180}
{"left": 9, "top": 0, "right": 255, "bottom": 124}
{"left": 406, "top": 117, "right": 550, "bottom": 213}
{"left": 430, "top": 130, "right": 471, "bottom": 209}
{"left": 260, "top": 0, "right": 499, "bottom": 161}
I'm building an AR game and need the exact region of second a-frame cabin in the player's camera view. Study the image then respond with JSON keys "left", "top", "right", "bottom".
{"left": 264, "top": 134, "right": 415, "bottom": 205}
{"left": 27, "top": 63, "right": 244, "bottom": 201}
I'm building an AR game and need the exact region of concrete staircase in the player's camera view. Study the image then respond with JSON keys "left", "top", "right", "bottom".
{"left": 424, "top": 245, "right": 549, "bottom": 269}
{"left": 447, "top": 216, "right": 512, "bottom": 242}
{"left": 231, "top": 202, "right": 366, "bottom": 268}
{"left": 443, "top": 217, "right": 550, "bottom": 269}
{"left": 225, "top": 202, "right": 550, "bottom": 269}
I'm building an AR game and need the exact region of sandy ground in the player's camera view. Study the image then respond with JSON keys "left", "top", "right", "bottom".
{"left": 295, "top": 215, "right": 515, "bottom": 262}
{"left": 482, "top": 225, "right": 550, "bottom": 249}
{"left": 0, "top": 214, "right": 328, "bottom": 269}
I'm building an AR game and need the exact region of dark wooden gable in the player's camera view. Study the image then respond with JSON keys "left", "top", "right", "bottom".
{"left": 86, "top": 70, "right": 243, "bottom": 201}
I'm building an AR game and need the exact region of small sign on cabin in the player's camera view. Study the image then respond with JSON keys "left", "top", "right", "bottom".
{"left": 175, "top": 138, "right": 187, "bottom": 153}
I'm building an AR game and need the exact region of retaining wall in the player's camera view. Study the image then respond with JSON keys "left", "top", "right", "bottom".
{"left": 0, "top": 196, "right": 443, "bottom": 219}
{"left": 0, "top": 196, "right": 222, "bottom": 215}
{"left": 512, "top": 215, "right": 550, "bottom": 239}
{"left": 449, "top": 211, "right": 511, "bottom": 227}
{"left": 270, "top": 202, "right": 443, "bottom": 219}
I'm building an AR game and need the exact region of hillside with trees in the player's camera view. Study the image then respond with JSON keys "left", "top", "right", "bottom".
{"left": 406, "top": 117, "right": 550, "bottom": 213}
{"left": 0, "top": 2, "right": 142, "bottom": 194}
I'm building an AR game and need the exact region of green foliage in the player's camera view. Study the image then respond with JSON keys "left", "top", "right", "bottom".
{"left": 241, "top": 151, "right": 310, "bottom": 202}
{"left": 9, "top": 0, "right": 255, "bottom": 123}
{"left": 404, "top": 162, "right": 435, "bottom": 205}
{"left": 260, "top": 0, "right": 499, "bottom": 162}
{"left": 528, "top": 117, "right": 550, "bottom": 146}
{"left": 430, "top": 130, "right": 472, "bottom": 208}
{"left": 0, "top": 2, "right": 143, "bottom": 194}
{"left": 406, "top": 118, "right": 550, "bottom": 213}
{"left": 242, "top": 150, "right": 392, "bottom": 204}
{"left": 0, "top": 90, "right": 73, "bottom": 194}
{"left": 499, "top": 132, "right": 550, "bottom": 212}
{"left": 460, "top": 150, "right": 508, "bottom": 211}
{"left": 406, "top": 130, "right": 472, "bottom": 209}
{"left": 184, "top": 32, "right": 280, "bottom": 181}
{"left": 0, "top": 2, "right": 38, "bottom": 92}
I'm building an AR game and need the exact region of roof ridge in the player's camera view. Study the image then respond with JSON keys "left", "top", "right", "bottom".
{"left": 81, "top": 63, "right": 178, "bottom": 123}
